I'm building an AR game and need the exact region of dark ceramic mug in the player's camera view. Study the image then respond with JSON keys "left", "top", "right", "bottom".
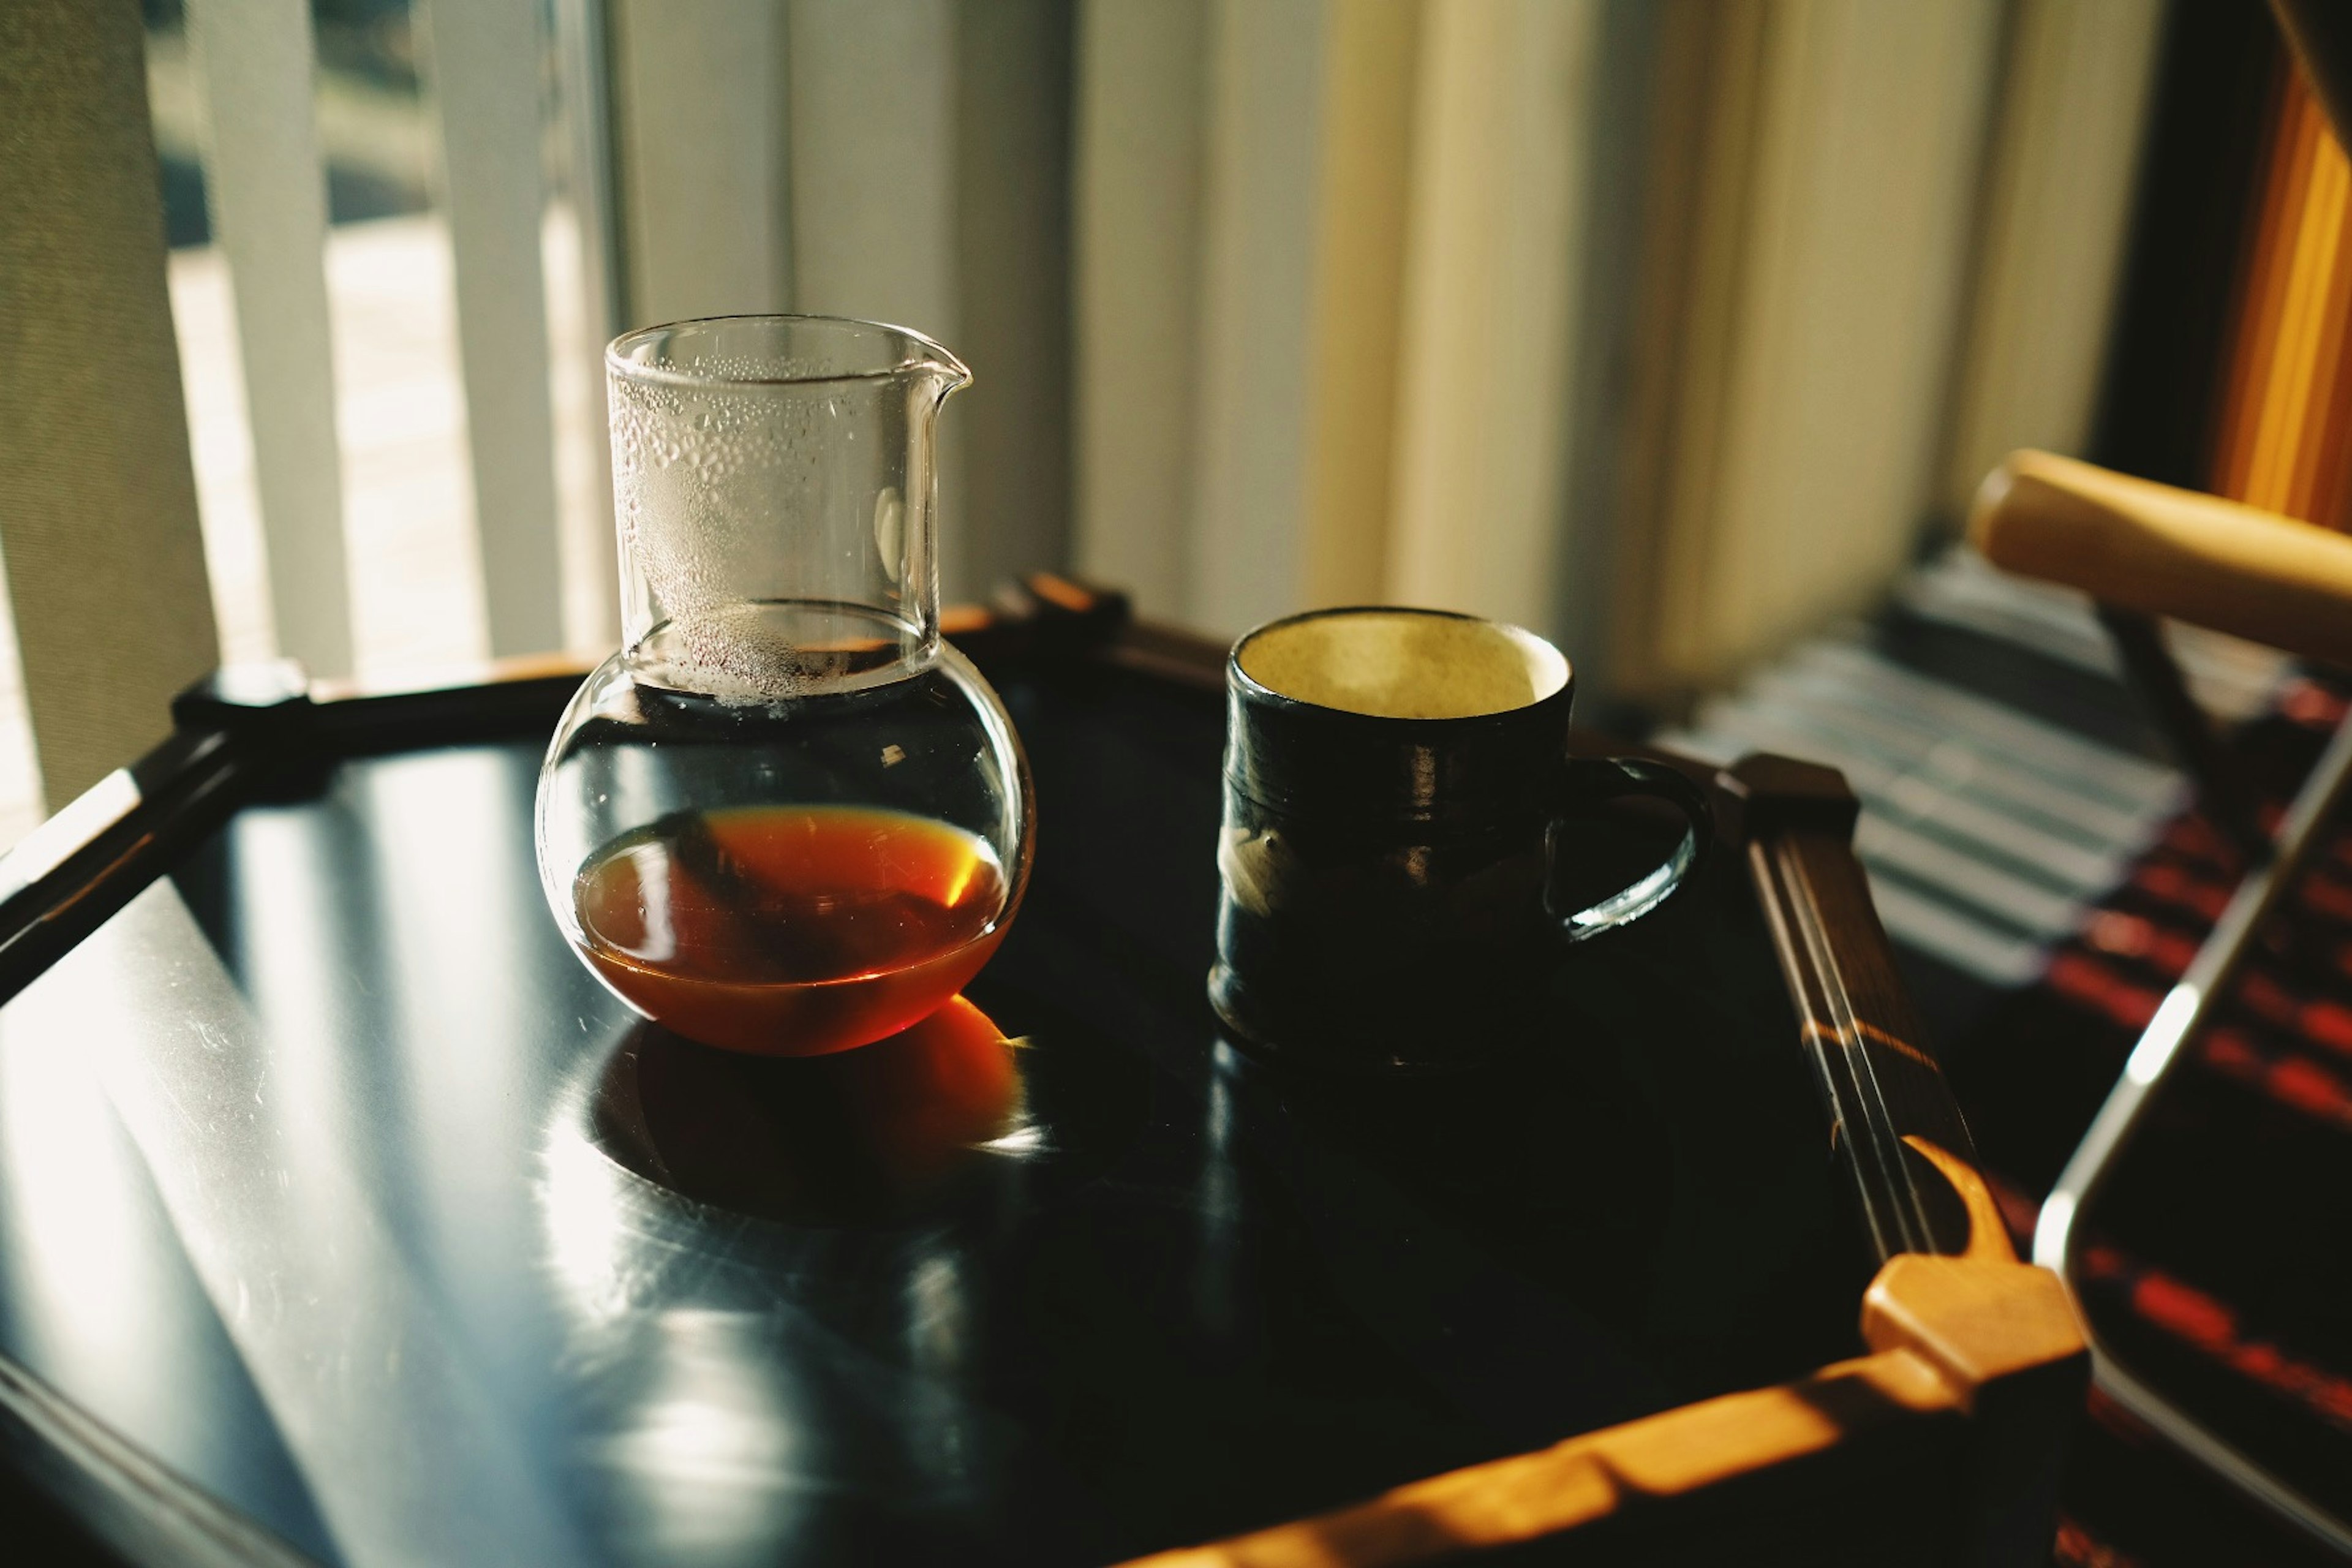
{"left": 1208, "top": 606, "right": 1713, "bottom": 1072}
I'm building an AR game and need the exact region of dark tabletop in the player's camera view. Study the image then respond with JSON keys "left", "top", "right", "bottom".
{"left": 0, "top": 654, "right": 1863, "bottom": 1567}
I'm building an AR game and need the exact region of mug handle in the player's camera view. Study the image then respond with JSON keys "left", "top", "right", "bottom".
{"left": 1547, "top": 756, "right": 1715, "bottom": 944}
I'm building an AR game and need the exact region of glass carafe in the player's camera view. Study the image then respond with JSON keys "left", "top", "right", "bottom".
{"left": 536, "top": 315, "right": 1031, "bottom": 1056}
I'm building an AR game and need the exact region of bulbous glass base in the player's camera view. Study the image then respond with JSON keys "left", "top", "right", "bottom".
{"left": 535, "top": 638, "right": 1032, "bottom": 1056}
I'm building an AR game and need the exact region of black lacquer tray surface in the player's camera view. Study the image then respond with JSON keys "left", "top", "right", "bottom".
{"left": 0, "top": 636, "right": 1864, "bottom": 1567}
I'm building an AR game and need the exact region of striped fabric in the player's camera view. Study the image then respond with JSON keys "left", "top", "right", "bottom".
{"left": 1672, "top": 552, "right": 2352, "bottom": 1563}
{"left": 1666, "top": 549, "right": 2280, "bottom": 987}
{"left": 1967, "top": 674, "right": 2352, "bottom": 1567}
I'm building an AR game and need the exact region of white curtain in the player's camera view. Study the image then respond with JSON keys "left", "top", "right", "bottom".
{"left": 0, "top": 0, "right": 2167, "bottom": 829}
{"left": 1066, "top": 0, "right": 2164, "bottom": 704}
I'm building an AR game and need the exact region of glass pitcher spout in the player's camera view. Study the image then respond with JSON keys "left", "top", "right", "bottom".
{"left": 606, "top": 315, "right": 974, "bottom": 699}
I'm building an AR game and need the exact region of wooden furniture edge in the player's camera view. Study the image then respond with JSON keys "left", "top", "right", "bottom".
{"left": 1967, "top": 448, "right": 2352, "bottom": 667}
{"left": 1115, "top": 1150, "right": 2084, "bottom": 1568}
{"left": 1863, "top": 1137, "right": 2084, "bottom": 1405}
{"left": 1117, "top": 1346, "right": 1964, "bottom": 1567}
{"left": 1735, "top": 751, "right": 2089, "bottom": 1566}
{"left": 1723, "top": 755, "right": 1980, "bottom": 1257}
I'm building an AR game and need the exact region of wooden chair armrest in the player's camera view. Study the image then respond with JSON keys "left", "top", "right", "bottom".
{"left": 1967, "top": 450, "right": 2352, "bottom": 666}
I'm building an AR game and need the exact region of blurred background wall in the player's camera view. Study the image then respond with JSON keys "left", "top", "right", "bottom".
{"left": 1, "top": 0, "right": 2177, "bottom": 837}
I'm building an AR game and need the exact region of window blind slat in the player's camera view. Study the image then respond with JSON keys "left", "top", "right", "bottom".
{"left": 1186, "top": 0, "right": 1324, "bottom": 636}
{"left": 1387, "top": 0, "right": 1600, "bottom": 637}
{"left": 954, "top": 1, "right": 1077, "bottom": 601}
{"left": 1073, "top": 0, "right": 1210, "bottom": 622}
{"left": 423, "top": 0, "right": 567, "bottom": 658}
{"left": 785, "top": 0, "right": 963, "bottom": 589}
{"left": 553, "top": 0, "right": 624, "bottom": 651}
{"left": 187, "top": 0, "right": 353, "bottom": 677}
{"left": 610, "top": 0, "right": 791, "bottom": 325}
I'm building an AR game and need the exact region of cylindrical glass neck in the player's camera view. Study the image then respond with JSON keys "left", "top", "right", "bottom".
{"left": 605, "top": 315, "right": 970, "bottom": 698}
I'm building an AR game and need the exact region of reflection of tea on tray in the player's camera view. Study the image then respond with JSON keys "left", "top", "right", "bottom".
{"left": 599, "top": 995, "right": 1025, "bottom": 1223}
{"left": 575, "top": 804, "right": 1009, "bottom": 1055}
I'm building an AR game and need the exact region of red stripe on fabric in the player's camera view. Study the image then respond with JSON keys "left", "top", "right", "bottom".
{"left": 2236, "top": 968, "right": 2297, "bottom": 1025}
{"left": 2302, "top": 872, "right": 2352, "bottom": 924}
{"left": 2195, "top": 1026, "right": 2352, "bottom": 1129}
{"left": 2155, "top": 815, "right": 2242, "bottom": 873}
{"left": 2054, "top": 1515, "right": 2147, "bottom": 1568}
{"left": 2047, "top": 951, "right": 2164, "bottom": 1030}
{"left": 2267, "top": 1055, "right": 2352, "bottom": 1121}
{"left": 2132, "top": 1275, "right": 2236, "bottom": 1349}
{"left": 2281, "top": 679, "right": 2350, "bottom": 728}
{"left": 2130, "top": 862, "right": 2231, "bottom": 921}
{"left": 2092, "top": 1246, "right": 2352, "bottom": 1435}
{"left": 2082, "top": 911, "right": 2202, "bottom": 976}
{"left": 2200, "top": 1027, "right": 2261, "bottom": 1079}
{"left": 2304, "top": 999, "right": 2352, "bottom": 1056}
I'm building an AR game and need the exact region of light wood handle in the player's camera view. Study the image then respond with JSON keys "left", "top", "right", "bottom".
{"left": 1967, "top": 450, "right": 2352, "bottom": 666}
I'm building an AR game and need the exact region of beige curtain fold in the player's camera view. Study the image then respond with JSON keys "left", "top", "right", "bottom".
{"left": 0, "top": 0, "right": 220, "bottom": 807}
{"left": 1063, "top": 0, "right": 2163, "bottom": 708}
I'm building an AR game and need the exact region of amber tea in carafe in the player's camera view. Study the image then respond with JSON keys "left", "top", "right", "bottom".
{"left": 573, "top": 805, "right": 1010, "bottom": 1055}
{"left": 537, "top": 316, "right": 1032, "bottom": 1057}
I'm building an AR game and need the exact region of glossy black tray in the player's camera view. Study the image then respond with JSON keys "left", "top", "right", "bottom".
{"left": 0, "top": 611, "right": 1900, "bottom": 1566}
